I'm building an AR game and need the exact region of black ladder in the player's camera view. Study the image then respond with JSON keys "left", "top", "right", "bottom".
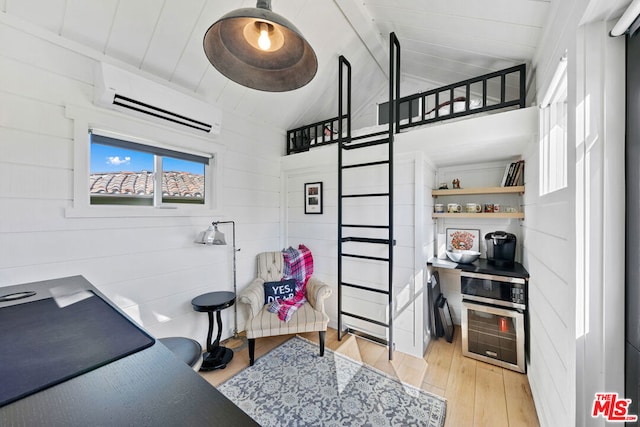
{"left": 337, "top": 34, "right": 400, "bottom": 361}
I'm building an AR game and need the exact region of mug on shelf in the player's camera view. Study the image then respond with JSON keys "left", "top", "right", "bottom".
{"left": 465, "top": 203, "right": 482, "bottom": 213}
{"left": 484, "top": 203, "right": 494, "bottom": 213}
{"left": 447, "top": 203, "right": 462, "bottom": 213}
{"left": 434, "top": 203, "right": 445, "bottom": 213}
{"left": 493, "top": 203, "right": 501, "bottom": 213}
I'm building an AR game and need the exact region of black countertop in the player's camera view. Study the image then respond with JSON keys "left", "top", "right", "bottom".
{"left": 428, "top": 257, "right": 529, "bottom": 279}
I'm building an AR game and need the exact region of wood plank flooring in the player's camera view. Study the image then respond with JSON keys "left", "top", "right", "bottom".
{"left": 199, "top": 326, "right": 539, "bottom": 427}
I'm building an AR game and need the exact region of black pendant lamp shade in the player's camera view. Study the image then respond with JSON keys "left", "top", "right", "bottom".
{"left": 203, "top": 0, "right": 317, "bottom": 92}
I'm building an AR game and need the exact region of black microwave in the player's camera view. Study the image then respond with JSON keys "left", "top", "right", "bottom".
{"left": 460, "top": 271, "right": 526, "bottom": 310}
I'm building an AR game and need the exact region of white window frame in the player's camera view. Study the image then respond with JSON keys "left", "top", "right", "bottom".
{"left": 539, "top": 56, "right": 568, "bottom": 196}
{"left": 65, "top": 104, "right": 224, "bottom": 218}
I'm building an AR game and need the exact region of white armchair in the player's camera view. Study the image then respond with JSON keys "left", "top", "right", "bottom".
{"left": 238, "top": 251, "right": 332, "bottom": 366}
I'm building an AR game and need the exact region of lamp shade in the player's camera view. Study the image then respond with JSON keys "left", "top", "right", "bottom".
{"left": 203, "top": 0, "right": 317, "bottom": 92}
{"left": 197, "top": 224, "right": 227, "bottom": 245}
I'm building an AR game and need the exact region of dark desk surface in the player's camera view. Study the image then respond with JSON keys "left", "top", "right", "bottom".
{"left": 0, "top": 276, "right": 258, "bottom": 427}
{"left": 428, "top": 257, "right": 530, "bottom": 279}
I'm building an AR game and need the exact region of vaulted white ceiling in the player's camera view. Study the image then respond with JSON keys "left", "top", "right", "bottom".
{"left": 1, "top": 0, "right": 552, "bottom": 132}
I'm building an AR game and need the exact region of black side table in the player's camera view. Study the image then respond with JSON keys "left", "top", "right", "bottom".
{"left": 191, "top": 291, "right": 235, "bottom": 371}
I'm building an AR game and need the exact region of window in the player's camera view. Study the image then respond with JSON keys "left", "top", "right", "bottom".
{"left": 539, "top": 56, "right": 568, "bottom": 195}
{"left": 89, "top": 132, "right": 208, "bottom": 206}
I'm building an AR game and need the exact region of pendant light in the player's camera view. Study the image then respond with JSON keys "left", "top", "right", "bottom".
{"left": 203, "top": 0, "right": 318, "bottom": 92}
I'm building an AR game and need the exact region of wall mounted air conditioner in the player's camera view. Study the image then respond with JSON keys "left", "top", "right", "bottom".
{"left": 94, "top": 62, "right": 221, "bottom": 134}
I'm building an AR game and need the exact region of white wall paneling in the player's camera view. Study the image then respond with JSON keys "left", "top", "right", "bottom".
{"left": 283, "top": 161, "right": 340, "bottom": 329}
{"left": 574, "top": 19, "right": 626, "bottom": 427}
{"left": 0, "top": 20, "right": 283, "bottom": 348}
{"left": 526, "top": 2, "right": 627, "bottom": 425}
{"left": 525, "top": 3, "right": 580, "bottom": 424}
{"left": 282, "top": 102, "right": 536, "bottom": 358}
{"left": 282, "top": 147, "right": 430, "bottom": 357}
{"left": 422, "top": 157, "right": 437, "bottom": 346}
{"left": 394, "top": 107, "right": 538, "bottom": 168}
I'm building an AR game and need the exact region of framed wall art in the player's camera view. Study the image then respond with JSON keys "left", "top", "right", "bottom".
{"left": 445, "top": 228, "right": 480, "bottom": 251}
{"left": 304, "top": 182, "right": 323, "bottom": 214}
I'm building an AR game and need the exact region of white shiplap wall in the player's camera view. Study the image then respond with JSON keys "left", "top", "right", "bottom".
{"left": 526, "top": 3, "right": 626, "bottom": 426}
{"left": 0, "top": 20, "right": 283, "bottom": 346}
{"left": 396, "top": 107, "right": 537, "bottom": 328}
{"left": 282, "top": 155, "right": 338, "bottom": 322}
{"left": 282, "top": 145, "right": 432, "bottom": 358}
{"left": 525, "top": 1, "right": 580, "bottom": 424}
{"left": 521, "top": 141, "right": 574, "bottom": 427}
{"left": 281, "top": 110, "right": 536, "bottom": 358}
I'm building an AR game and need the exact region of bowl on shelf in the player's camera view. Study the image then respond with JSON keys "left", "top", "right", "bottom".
{"left": 446, "top": 250, "right": 481, "bottom": 264}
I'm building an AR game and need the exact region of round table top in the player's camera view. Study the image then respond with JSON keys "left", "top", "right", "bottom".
{"left": 191, "top": 291, "right": 235, "bottom": 313}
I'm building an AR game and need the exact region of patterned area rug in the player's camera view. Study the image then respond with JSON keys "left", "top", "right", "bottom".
{"left": 218, "top": 336, "right": 447, "bottom": 426}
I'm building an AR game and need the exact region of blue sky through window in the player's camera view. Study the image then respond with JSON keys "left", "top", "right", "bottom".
{"left": 90, "top": 143, "right": 203, "bottom": 175}
{"left": 90, "top": 143, "right": 152, "bottom": 173}
{"left": 163, "top": 157, "right": 204, "bottom": 175}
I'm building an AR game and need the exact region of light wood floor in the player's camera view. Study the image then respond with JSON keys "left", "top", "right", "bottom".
{"left": 199, "top": 327, "right": 539, "bottom": 427}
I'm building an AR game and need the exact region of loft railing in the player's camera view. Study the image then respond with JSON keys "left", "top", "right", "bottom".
{"left": 396, "top": 63, "right": 526, "bottom": 131}
{"left": 286, "top": 63, "right": 526, "bottom": 155}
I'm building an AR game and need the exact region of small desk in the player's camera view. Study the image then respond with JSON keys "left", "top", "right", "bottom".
{"left": 0, "top": 276, "right": 258, "bottom": 426}
{"left": 427, "top": 257, "right": 529, "bottom": 278}
{"left": 191, "top": 291, "right": 235, "bottom": 371}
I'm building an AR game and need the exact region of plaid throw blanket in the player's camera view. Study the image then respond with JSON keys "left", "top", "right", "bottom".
{"left": 268, "top": 244, "right": 314, "bottom": 322}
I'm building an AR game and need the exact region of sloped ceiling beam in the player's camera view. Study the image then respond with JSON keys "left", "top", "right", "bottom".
{"left": 334, "top": 0, "right": 389, "bottom": 78}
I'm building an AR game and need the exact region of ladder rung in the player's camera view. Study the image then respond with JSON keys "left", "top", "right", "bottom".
{"left": 352, "top": 130, "right": 389, "bottom": 141}
{"left": 345, "top": 328, "right": 389, "bottom": 347}
{"left": 342, "top": 160, "right": 389, "bottom": 169}
{"left": 342, "top": 253, "right": 389, "bottom": 262}
{"left": 342, "top": 224, "right": 389, "bottom": 229}
{"left": 342, "top": 138, "right": 389, "bottom": 150}
{"left": 342, "top": 312, "right": 389, "bottom": 328}
{"left": 341, "top": 281, "right": 390, "bottom": 294}
{"left": 342, "top": 237, "right": 390, "bottom": 245}
{"left": 342, "top": 192, "right": 389, "bottom": 198}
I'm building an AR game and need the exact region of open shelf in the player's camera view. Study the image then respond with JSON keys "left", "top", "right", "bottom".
{"left": 431, "top": 186, "right": 525, "bottom": 197}
{"left": 432, "top": 212, "right": 525, "bottom": 219}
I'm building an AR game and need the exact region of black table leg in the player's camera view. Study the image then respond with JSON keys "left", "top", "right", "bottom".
{"left": 200, "top": 310, "right": 234, "bottom": 371}
{"left": 206, "top": 311, "right": 214, "bottom": 353}
{"left": 213, "top": 310, "right": 223, "bottom": 348}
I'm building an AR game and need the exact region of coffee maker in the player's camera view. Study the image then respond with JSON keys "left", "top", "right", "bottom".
{"left": 484, "top": 231, "right": 517, "bottom": 267}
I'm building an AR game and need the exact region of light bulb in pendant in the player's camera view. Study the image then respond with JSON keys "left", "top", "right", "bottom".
{"left": 258, "top": 22, "right": 271, "bottom": 50}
